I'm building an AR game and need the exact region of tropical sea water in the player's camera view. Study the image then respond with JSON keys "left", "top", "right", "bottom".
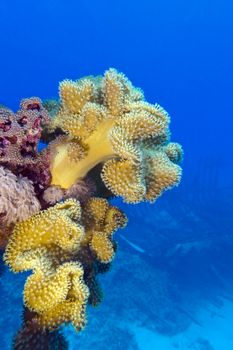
{"left": 0, "top": 0, "right": 232, "bottom": 349}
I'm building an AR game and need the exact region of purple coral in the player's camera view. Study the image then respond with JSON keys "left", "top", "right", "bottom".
{"left": 0, "top": 107, "right": 23, "bottom": 158}
{"left": 0, "top": 97, "right": 49, "bottom": 165}
{"left": 16, "top": 97, "right": 49, "bottom": 157}
{"left": 0, "top": 99, "right": 52, "bottom": 196}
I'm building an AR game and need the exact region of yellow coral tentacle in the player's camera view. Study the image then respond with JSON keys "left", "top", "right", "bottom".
{"left": 91, "top": 232, "right": 114, "bottom": 263}
{"left": 145, "top": 152, "right": 182, "bottom": 202}
{"left": 59, "top": 79, "right": 94, "bottom": 114}
{"left": 102, "top": 68, "right": 126, "bottom": 116}
{"left": 101, "top": 159, "right": 146, "bottom": 203}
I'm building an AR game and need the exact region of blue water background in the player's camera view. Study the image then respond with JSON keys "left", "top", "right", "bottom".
{"left": 0, "top": 1, "right": 232, "bottom": 349}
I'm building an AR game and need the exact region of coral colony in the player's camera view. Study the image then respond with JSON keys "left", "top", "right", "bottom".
{"left": 0, "top": 69, "right": 183, "bottom": 348}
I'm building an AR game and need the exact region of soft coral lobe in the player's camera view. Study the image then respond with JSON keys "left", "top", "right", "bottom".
{"left": 1, "top": 68, "right": 183, "bottom": 347}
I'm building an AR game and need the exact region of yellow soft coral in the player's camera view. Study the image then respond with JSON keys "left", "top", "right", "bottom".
{"left": 82, "top": 198, "right": 127, "bottom": 263}
{"left": 4, "top": 199, "right": 84, "bottom": 272}
{"left": 4, "top": 199, "right": 89, "bottom": 331}
{"left": 4, "top": 197, "right": 127, "bottom": 331}
{"left": 144, "top": 152, "right": 182, "bottom": 201}
{"left": 29, "top": 262, "right": 89, "bottom": 331}
{"left": 50, "top": 68, "right": 182, "bottom": 203}
{"left": 59, "top": 79, "right": 94, "bottom": 114}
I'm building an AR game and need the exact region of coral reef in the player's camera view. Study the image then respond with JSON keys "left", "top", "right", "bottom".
{"left": 0, "top": 68, "right": 183, "bottom": 347}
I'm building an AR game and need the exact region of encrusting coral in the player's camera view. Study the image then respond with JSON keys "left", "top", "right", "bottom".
{"left": 0, "top": 68, "right": 183, "bottom": 348}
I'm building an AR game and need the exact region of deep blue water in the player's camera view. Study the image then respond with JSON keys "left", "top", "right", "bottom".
{"left": 0, "top": 1, "right": 233, "bottom": 349}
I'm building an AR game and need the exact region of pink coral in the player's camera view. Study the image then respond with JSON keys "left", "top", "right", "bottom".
{"left": 43, "top": 178, "right": 96, "bottom": 205}
{"left": 64, "top": 178, "right": 96, "bottom": 203}
{"left": 42, "top": 185, "right": 65, "bottom": 204}
{"left": 0, "top": 166, "right": 41, "bottom": 227}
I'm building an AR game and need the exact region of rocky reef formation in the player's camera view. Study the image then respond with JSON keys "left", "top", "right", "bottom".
{"left": 0, "top": 69, "right": 183, "bottom": 348}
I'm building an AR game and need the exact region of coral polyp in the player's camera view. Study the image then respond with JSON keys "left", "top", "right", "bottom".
{"left": 0, "top": 68, "right": 183, "bottom": 347}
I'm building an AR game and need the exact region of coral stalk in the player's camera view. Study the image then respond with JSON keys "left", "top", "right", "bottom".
{"left": 51, "top": 119, "right": 115, "bottom": 188}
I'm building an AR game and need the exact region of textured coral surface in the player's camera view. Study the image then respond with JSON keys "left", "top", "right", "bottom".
{"left": 49, "top": 69, "right": 183, "bottom": 204}
{"left": 0, "top": 69, "right": 183, "bottom": 348}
